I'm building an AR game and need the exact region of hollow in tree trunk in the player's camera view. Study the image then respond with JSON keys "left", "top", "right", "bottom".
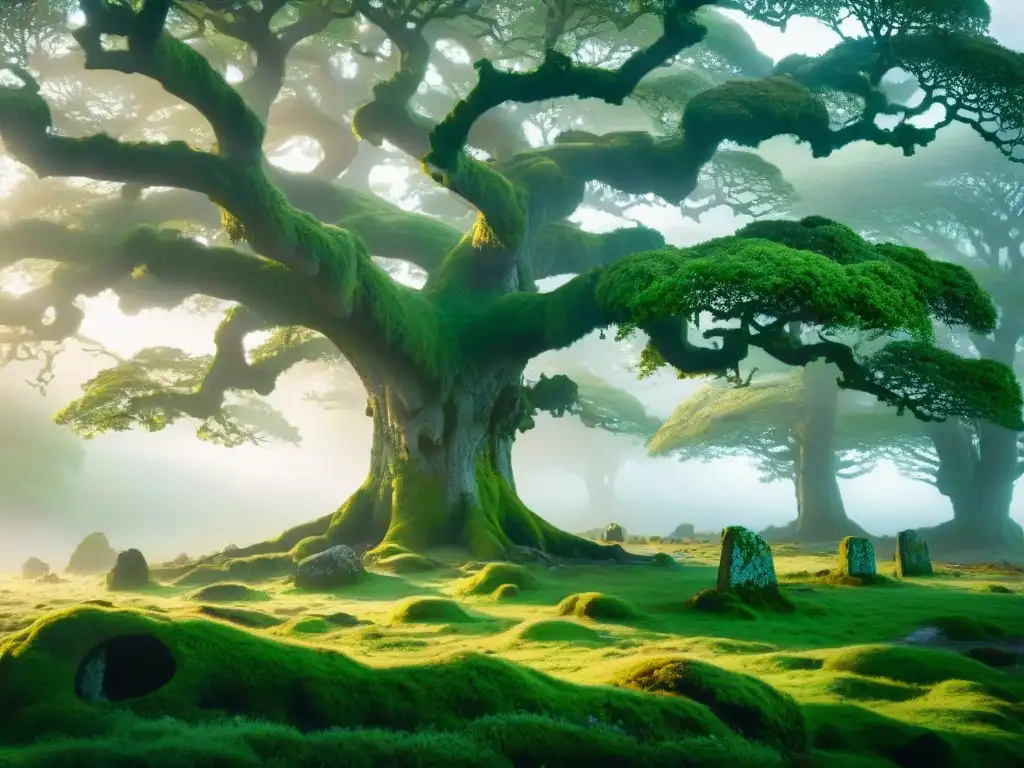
{"left": 225, "top": 362, "right": 639, "bottom": 563}
{"left": 771, "top": 362, "right": 870, "bottom": 542}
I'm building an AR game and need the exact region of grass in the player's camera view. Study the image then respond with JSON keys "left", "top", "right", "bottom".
{"left": 0, "top": 542, "right": 1021, "bottom": 767}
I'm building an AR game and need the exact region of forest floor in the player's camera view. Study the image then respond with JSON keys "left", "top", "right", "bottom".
{"left": 0, "top": 541, "right": 1022, "bottom": 767}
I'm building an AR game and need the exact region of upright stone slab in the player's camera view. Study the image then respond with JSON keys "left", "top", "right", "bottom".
{"left": 717, "top": 526, "right": 777, "bottom": 593}
{"left": 838, "top": 537, "right": 876, "bottom": 578}
{"left": 895, "top": 530, "right": 932, "bottom": 577}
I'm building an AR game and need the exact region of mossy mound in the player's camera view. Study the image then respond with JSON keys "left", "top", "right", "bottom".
{"left": 174, "top": 554, "right": 294, "bottom": 587}
{"left": 275, "top": 616, "right": 335, "bottom": 635}
{"left": 556, "top": 592, "right": 641, "bottom": 622}
{"left": 509, "top": 619, "right": 611, "bottom": 646}
{"left": 652, "top": 552, "right": 676, "bottom": 567}
{"left": 817, "top": 571, "right": 892, "bottom": 587}
{"left": 187, "top": 583, "right": 269, "bottom": 603}
{"left": 193, "top": 605, "right": 283, "bottom": 629}
{"left": 610, "top": 656, "right": 809, "bottom": 755}
{"left": 385, "top": 598, "right": 478, "bottom": 624}
{"left": 685, "top": 589, "right": 757, "bottom": 620}
{"left": 492, "top": 583, "right": 519, "bottom": 601}
{"left": 979, "top": 583, "right": 1014, "bottom": 594}
{"left": 321, "top": 612, "right": 363, "bottom": 627}
{"left": 374, "top": 553, "right": 436, "bottom": 574}
{"left": 966, "top": 646, "right": 1020, "bottom": 668}
{"left": 0, "top": 605, "right": 749, "bottom": 755}
{"left": 928, "top": 615, "right": 1006, "bottom": 641}
{"left": 457, "top": 563, "right": 538, "bottom": 596}
{"left": 822, "top": 645, "right": 1011, "bottom": 687}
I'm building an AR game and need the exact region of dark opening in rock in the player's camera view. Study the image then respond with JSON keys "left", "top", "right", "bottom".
{"left": 75, "top": 634, "right": 176, "bottom": 703}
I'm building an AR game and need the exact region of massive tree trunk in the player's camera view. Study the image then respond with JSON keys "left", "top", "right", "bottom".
{"left": 774, "top": 362, "right": 870, "bottom": 542}
{"left": 227, "top": 361, "right": 636, "bottom": 563}
{"left": 922, "top": 419, "right": 1024, "bottom": 556}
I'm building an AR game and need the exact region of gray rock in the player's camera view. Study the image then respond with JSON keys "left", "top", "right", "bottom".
{"left": 66, "top": 532, "right": 117, "bottom": 575}
{"left": 717, "top": 526, "right": 777, "bottom": 592}
{"left": 895, "top": 530, "right": 932, "bottom": 577}
{"left": 21, "top": 557, "right": 49, "bottom": 580}
{"left": 106, "top": 549, "right": 150, "bottom": 591}
{"left": 839, "top": 537, "right": 876, "bottom": 577}
{"left": 601, "top": 523, "right": 625, "bottom": 543}
{"left": 295, "top": 545, "right": 365, "bottom": 590}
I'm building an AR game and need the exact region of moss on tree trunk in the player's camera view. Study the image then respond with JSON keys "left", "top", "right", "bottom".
{"left": 783, "top": 363, "right": 869, "bottom": 542}
{"left": 224, "top": 365, "right": 636, "bottom": 563}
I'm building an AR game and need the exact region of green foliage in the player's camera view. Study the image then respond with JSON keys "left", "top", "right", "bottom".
{"left": 599, "top": 238, "right": 936, "bottom": 341}
{"left": 861, "top": 341, "right": 1024, "bottom": 429}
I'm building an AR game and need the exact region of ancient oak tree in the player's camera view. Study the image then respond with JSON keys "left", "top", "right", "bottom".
{"left": 0, "top": 0, "right": 1022, "bottom": 562}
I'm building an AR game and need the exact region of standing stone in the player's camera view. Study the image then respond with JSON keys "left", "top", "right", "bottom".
{"left": 838, "top": 537, "right": 877, "bottom": 578}
{"left": 895, "top": 530, "right": 933, "bottom": 577}
{"left": 21, "top": 557, "right": 49, "bottom": 580}
{"left": 106, "top": 549, "right": 150, "bottom": 591}
{"left": 717, "top": 526, "right": 778, "bottom": 592}
{"left": 602, "top": 523, "right": 625, "bottom": 543}
{"left": 66, "top": 533, "right": 117, "bottom": 575}
{"left": 295, "top": 545, "right": 365, "bottom": 590}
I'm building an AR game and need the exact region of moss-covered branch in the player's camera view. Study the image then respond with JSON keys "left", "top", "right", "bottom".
{"left": 473, "top": 215, "right": 1023, "bottom": 429}
{"left": 56, "top": 306, "right": 338, "bottom": 446}
{"left": 421, "top": 4, "right": 710, "bottom": 246}
{"left": 180, "top": 0, "right": 341, "bottom": 120}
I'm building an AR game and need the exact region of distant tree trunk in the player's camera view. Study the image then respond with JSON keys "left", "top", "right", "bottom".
{"left": 777, "top": 362, "right": 870, "bottom": 542}
{"left": 923, "top": 419, "right": 1024, "bottom": 555}
{"left": 580, "top": 460, "right": 621, "bottom": 524}
{"left": 921, "top": 320, "right": 1024, "bottom": 557}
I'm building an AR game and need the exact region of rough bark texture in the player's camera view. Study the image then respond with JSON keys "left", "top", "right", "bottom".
{"left": 224, "top": 364, "right": 635, "bottom": 562}
{"left": 776, "top": 362, "right": 870, "bottom": 542}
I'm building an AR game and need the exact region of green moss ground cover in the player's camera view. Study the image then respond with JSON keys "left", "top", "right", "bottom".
{"left": 0, "top": 542, "right": 1021, "bottom": 767}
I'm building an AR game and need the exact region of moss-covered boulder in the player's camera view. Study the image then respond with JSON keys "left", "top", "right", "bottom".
{"left": 65, "top": 533, "right": 117, "bottom": 575}
{"left": 0, "top": 606, "right": 744, "bottom": 750}
{"left": 895, "top": 530, "right": 932, "bottom": 577}
{"left": 838, "top": 537, "right": 876, "bottom": 578}
{"left": 610, "top": 657, "right": 809, "bottom": 755}
{"left": 294, "top": 545, "right": 365, "bottom": 590}
{"left": 106, "top": 549, "right": 150, "bottom": 591}
{"left": 20, "top": 557, "right": 49, "bottom": 580}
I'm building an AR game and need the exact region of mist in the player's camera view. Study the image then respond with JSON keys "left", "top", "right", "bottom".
{"left": 1, "top": 1, "right": 1022, "bottom": 572}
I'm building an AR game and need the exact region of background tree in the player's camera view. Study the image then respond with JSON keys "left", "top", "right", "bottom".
{"left": 788, "top": 127, "right": 1024, "bottom": 554}
{"left": 0, "top": 0, "right": 1021, "bottom": 567}
{"left": 0, "top": 373, "right": 85, "bottom": 519}
{"left": 648, "top": 349, "right": 927, "bottom": 541}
